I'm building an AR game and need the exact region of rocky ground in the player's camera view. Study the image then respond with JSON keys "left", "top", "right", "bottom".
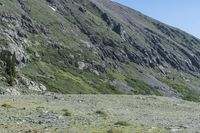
{"left": 0, "top": 94, "right": 199, "bottom": 133}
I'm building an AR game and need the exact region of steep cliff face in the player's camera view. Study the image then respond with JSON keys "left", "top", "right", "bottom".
{"left": 1, "top": 0, "right": 200, "bottom": 101}
{"left": 93, "top": 0, "right": 200, "bottom": 73}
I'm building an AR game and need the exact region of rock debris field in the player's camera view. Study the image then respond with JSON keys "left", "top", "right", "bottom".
{"left": 0, "top": 94, "right": 199, "bottom": 133}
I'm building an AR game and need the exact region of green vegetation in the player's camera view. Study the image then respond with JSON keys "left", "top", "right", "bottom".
{"left": 114, "top": 121, "right": 130, "bottom": 127}
{"left": 62, "top": 109, "right": 72, "bottom": 116}
{"left": 1, "top": 104, "right": 14, "bottom": 108}
{"left": 0, "top": 52, "right": 17, "bottom": 86}
{"left": 95, "top": 110, "right": 107, "bottom": 117}
{"left": 160, "top": 78, "right": 200, "bottom": 102}
{"left": 125, "top": 78, "right": 160, "bottom": 96}
{"left": 107, "top": 128, "right": 124, "bottom": 133}
{"left": 6, "top": 54, "right": 16, "bottom": 86}
{"left": 0, "top": 95, "right": 178, "bottom": 132}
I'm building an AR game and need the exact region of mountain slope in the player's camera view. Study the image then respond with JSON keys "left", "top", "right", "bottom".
{"left": 1, "top": 0, "right": 200, "bottom": 101}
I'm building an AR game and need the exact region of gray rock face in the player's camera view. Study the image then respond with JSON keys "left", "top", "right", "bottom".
{"left": 76, "top": 61, "right": 105, "bottom": 75}
{"left": 5, "top": 88, "right": 20, "bottom": 95}
{"left": 92, "top": 0, "right": 200, "bottom": 73}
{"left": 0, "top": 13, "right": 28, "bottom": 67}
{"left": 111, "top": 80, "right": 133, "bottom": 94}
{"left": 77, "top": 61, "right": 87, "bottom": 70}
{"left": 142, "top": 72, "right": 182, "bottom": 98}
{"left": 20, "top": 77, "right": 46, "bottom": 92}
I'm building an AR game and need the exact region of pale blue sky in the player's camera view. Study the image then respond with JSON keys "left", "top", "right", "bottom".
{"left": 112, "top": 0, "right": 200, "bottom": 39}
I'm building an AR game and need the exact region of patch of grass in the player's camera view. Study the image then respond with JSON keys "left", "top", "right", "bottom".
{"left": 36, "top": 106, "right": 44, "bottom": 111}
{"left": 1, "top": 104, "right": 14, "bottom": 108}
{"left": 159, "top": 78, "right": 200, "bottom": 102}
{"left": 62, "top": 109, "right": 71, "bottom": 116}
{"left": 22, "top": 60, "right": 96, "bottom": 94}
{"left": 24, "top": 129, "right": 39, "bottom": 133}
{"left": 23, "top": 45, "right": 123, "bottom": 94}
{"left": 169, "top": 81, "right": 200, "bottom": 102}
{"left": 125, "top": 78, "right": 160, "bottom": 96}
{"left": 107, "top": 128, "right": 123, "bottom": 133}
{"left": 114, "top": 121, "right": 130, "bottom": 127}
{"left": 95, "top": 110, "right": 107, "bottom": 117}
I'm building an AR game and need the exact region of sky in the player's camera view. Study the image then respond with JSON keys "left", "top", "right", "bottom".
{"left": 112, "top": 0, "right": 200, "bottom": 39}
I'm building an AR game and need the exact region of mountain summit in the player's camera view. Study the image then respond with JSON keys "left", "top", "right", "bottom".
{"left": 1, "top": 0, "right": 200, "bottom": 101}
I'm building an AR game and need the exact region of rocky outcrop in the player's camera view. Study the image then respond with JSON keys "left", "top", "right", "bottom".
{"left": 0, "top": 31, "right": 28, "bottom": 67}
{"left": 76, "top": 61, "right": 106, "bottom": 75}
{"left": 101, "top": 13, "right": 127, "bottom": 41}
{"left": 20, "top": 77, "right": 47, "bottom": 91}
{"left": 110, "top": 80, "right": 133, "bottom": 94}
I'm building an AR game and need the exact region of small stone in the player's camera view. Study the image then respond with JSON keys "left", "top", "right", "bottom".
{"left": 39, "top": 84, "right": 47, "bottom": 91}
